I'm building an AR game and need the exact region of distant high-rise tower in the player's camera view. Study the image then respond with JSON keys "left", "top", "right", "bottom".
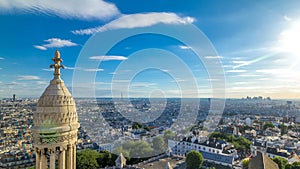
{"left": 32, "top": 50, "right": 80, "bottom": 169}
{"left": 13, "top": 94, "right": 16, "bottom": 102}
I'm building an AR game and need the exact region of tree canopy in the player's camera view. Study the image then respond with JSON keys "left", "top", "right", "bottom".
{"left": 209, "top": 132, "right": 251, "bottom": 151}
{"left": 76, "top": 149, "right": 100, "bottom": 169}
{"left": 77, "top": 149, "right": 117, "bottom": 169}
{"left": 263, "top": 122, "right": 275, "bottom": 130}
{"left": 272, "top": 156, "right": 288, "bottom": 169}
{"left": 163, "top": 130, "right": 175, "bottom": 143}
{"left": 152, "top": 136, "right": 166, "bottom": 155}
{"left": 186, "top": 150, "right": 204, "bottom": 169}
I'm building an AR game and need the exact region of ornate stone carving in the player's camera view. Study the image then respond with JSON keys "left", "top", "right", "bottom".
{"left": 33, "top": 50, "right": 80, "bottom": 169}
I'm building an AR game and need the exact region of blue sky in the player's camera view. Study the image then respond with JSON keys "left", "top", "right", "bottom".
{"left": 0, "top": 0, "right": 300, "bottom": 98}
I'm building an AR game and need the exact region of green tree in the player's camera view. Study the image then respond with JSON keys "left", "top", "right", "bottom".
{"left": 263, "top": 122, "right": 275, "bottom": 130}
{"left": 242, "top": 158, "right": 250, "bottom": 169}
{"left": 186, "top": 150, "right": 204, "bottom": 169}
{"left": 129, "top": 141, "right": 154, "bottom": 158}
{"left": 118, "top": 140, "right": 154, "bottom": 158}
{"left": 278, "top": 124, "right": 288, "bottom": 135}
{"left": 286, "top": 162, "right": 300, "bottom": 169}
{"left": 163, "top": 130, "right": 175, "bottom": 143}
{"left": 132, "top": 122, "right": 142, "bottom": 129}
{"left": 152, "top": 136, "right": 166, "bottom": 154}
{"left": 76, "top": 149, "right": 100, "bottom": 169}
{"left": 97, "top": 150, "right": 112, "bottom": 168}
{"left": 113, "top": 146, "right": 130, "bottom": 159}
{"left": 272, "top": 156, "right": 288, "bottom": 169}
{"left": 209, "top": 132, "right": 251, "bottom": 151}
{"left": 144, "top": 125, "right": 151, "bottom": 131}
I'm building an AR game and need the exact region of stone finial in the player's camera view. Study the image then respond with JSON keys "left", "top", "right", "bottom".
{"left": 50, "top": 50, "right": 65, "bottom": 79}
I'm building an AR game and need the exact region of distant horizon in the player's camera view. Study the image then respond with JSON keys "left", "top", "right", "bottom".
{"left": 1, "top": 1, "right": 300, "bottom": 99}
{"left": 2, "top": 96, "right": 300, "bottom": 101}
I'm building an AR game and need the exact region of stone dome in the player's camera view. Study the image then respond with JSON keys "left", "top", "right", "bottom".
{"left": 32, "top": 50, "right": 80, "bottom": 147}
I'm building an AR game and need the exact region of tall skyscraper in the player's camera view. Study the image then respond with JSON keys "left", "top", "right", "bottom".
{"left": 32, "top": 50, "right": 80, "bottom": 169}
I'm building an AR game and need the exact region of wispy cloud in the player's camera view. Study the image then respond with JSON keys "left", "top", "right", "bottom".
{"left": 226, "top": 69, "right": 246, "bottom": 73}
{"left": 0, "top": 57, "right": 4, "bottom": 60}
{"left": 65, "top": 66, "right": 76, "bottom": 70}
{"left": 89, "top": 55, "right": 127, "bottom": 61}
{"left": 284, "top": 15, "right": 292, "bottom": 22}
{"left": 33, "top": 45, "right": 47, "bottom": 50}
{"left": 72, "top": 12, "right": 195, "bottom": 35}
{"left": 179, "top": 45, "right": 192, "bottom": 49}
{"left": 237, "top": 74, "right": 260, "bottom": 77}
{"left": 233, "top": 81, "right": 254, "bottom": 85}
{"left": 0, "top": 0, "right": 120, "bottom": 20}
{"left": 82, "top": 68, "right": 104, "bottom": 72}
{"left": 37, "top": 81, "right": 47, "bottom": 85}
{"left": 17, "top": 75, "right": 40, "bottom": 80}
{"left": 42, "top": 68, "right": 52, "bottom": 71}
{"left": 130, "top": 82, "right": 156, "bottom": 87}
{"left": 112, "top": 80, "right": 131, "bottom": 83}
{"left": 34, "top": 38, "right": 77, "bottom": 50}
{"left": 256, "top": 69, "right": 295, "bottom": 77}
{"left": 205, "top": 56, "right": 223, "bottom": 59}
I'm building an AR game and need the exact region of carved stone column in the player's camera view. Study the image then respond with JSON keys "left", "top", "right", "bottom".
{"left": 66, "top": 144, "right": 73, "bottom": 169}
{"left": 50, "top": 148, "right": 56, "bottom": 169}
{"left": 35, "top": 148, "right": 41, "bottom": 169}
{"left": 73, "top": 144, "right": 76, "bottom": 169}
{"left": 59, "top": 146, "right": 66, "bottom": 169}
{"left": 40, "top": 149, "right": 48, "bottom": 169}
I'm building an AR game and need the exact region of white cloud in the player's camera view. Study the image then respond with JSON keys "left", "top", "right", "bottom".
{"left": 64, "top": 66, "right": 76, "bottom": 70}
{"left": 34, "top": 45, "right": 47, "bottom": 50}
{"left": 233, "top": 82, "right": 253, "bottom": 85}
{"left": 205, "top": 56, "right": 223, "bottom": 59}
{"left": 34, "top": 38, "right": 77, "bottom": 50}
{"left": 179, "top": 45, "right": 192, "bottom": 49}
{"left": 82, "top": 68, "right": 104, "bottom": 72}
{"left": 89, "top": 55, "right": 127, "bottom": 61}
{"left": 17, "top": 75, "right": 40, "bottom": 80}
{"left": 72, "top": 12, "right": 195, "bottom": 35}
{"left": 112, "top": 80, "right": 130, "bottom": 83}
{"left": 42, "top": 68, "right": 52, "bottom": 71}
{"left": 226, "top": 69, "right": 246, "bottom": 73}
{"left": 0, "top": 68, "right": 2, "bottom": 70}
{"left": 232, "top": 60, "right": 248, "bottom": 64}
{"left": 0, "top": 0, "right": 120, "bottom": 20}
{"left": 130, "top": 82, "right": 156, "bottom": 87}
{"left": 37, "top": 81, "right": 47, "bottom": 85}
{"left": 284, "top": 15, "right": 292, "bottom": 22}
{"left": 0, "top": 57, "right": 4, "bottom": 60}
{"left": 237, "top": 74, "right": 260, "bottom": 77}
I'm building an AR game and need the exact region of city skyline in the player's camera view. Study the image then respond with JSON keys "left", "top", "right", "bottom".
{"left": 0, "top": 0, "right": 300, "bottom": 98}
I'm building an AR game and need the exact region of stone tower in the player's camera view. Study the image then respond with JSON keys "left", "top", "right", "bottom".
{"left": 32, "top": 50, "right": 80, "bottom": 169}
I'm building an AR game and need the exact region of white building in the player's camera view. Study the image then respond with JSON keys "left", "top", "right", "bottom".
{"left": 168, "top": 136, "right": 237, "bottom": 167}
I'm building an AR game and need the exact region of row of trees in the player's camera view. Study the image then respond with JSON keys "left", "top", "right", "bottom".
{"left": 272, "top": 157, "right": 300, "bottom": 169}
{"left": 77, "top": 149, "right": 117, "bottom": 169}
{"left": 112, "top": 130, "right": 175, "bottom": 164}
